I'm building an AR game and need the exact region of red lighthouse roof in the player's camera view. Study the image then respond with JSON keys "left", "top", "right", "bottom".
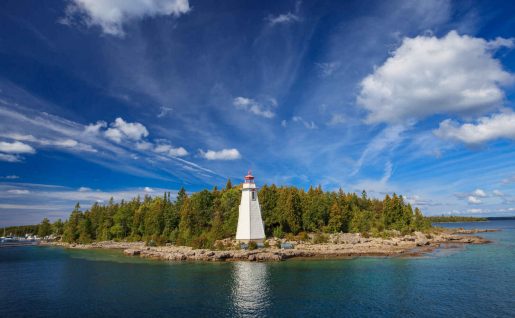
{"left": 244, "top": 169, "right": 254, "bottom": 181}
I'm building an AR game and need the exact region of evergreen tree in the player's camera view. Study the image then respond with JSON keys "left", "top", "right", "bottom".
{"left": 327, "top": 202, "right": 343, "bottom": 233}
{"left": 225, "top": 179, "right": 232, "bottom": 190}
{"left": 37, "top": 218, "right": 52, "bottom": 238}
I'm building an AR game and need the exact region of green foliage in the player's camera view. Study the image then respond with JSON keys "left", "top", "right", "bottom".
{"left": 225, "top": 179, "right": 232, "bottom": 190}
{"left": 273, "top": 226, "right": 284, "bottom": 238}
{"left": 37, "top": 218, "right": 52, "bottom": 238}
{"left": 34, "top": 183, "right": 431, "bottom": 248}
{"left": 312, "top": 233, "right": 329, "bottom": 244}
{"left": 248, "top": 241, "right": 257, "bottom": 250}
{"left": 426, "top": 215, "right": 487, "bottom": 222}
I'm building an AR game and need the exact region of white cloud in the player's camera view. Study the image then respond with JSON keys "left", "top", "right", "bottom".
{"left": 327, "top": 114, "right": 346, "bottom": 125}
{"left": 501, "top": 175, "right": 515, "bottom": 185}
{"left": 2, "top": 133, "right": 96, "bottom": 153}
{"left": 62, "top": 0, "right": 190, "bottom": 37}
{"left": 135, "top": 141, "right": 153, "bottom": 150}
{"left": 157, "top": 106, "right": 173, "bottom": 118}
{"left": 0, "top": 154, "right": 20, "bottom": 162}
{"left": 292, "top": 116, "right": 317, "bottom": 129}
{"left": 434, "top": 112, "right": 515, "bottom": 145}
{"left": 358, "top": 31, "right": 514, "bottom": 124}
{"left": 78, "top": 187, "right": 92, "bottom": 192}
{"left": 316, "top": 62, "right": 341, "bottom": 78}
{"left": 105, "top": 117, "right": 149, "bottom": 143}
{"left": 352, "top": 124, "right": 407, "bottom": 175}
{"left": 473, "top": 188, "right": 487, "bottom": 198}
{"left": 199, "top": 148, "right": 241, "bottom": 160}
{"left": 493, "top": 189, "right": 503, "bottom": 197}
{"left": 281, "top": 120, "right": 287, "bottom": 128}
{"left": 154, "top": 144, "right": 188, "bottom": 157}
{"left": 233, "top": 97, "right": 275, "bottom": 118}
{"left": 467, "top": 195, "right": 482, "bottom": 204}
{"left": 267, "top": 12, "right": 300, "bottom": 26}
{"left": 84, "top": 121, "right": 107, "bottom": 134}
{"left": 7, "top": 189, "right": 30, "bottom": 195}
{"left": 467, "top": 208, "right": 483, "bottom": 213}
{"left": 0, "top": 141, "right": 36, "bottom": 154}
{"left": 144, "top": 186, "right": 154, "bottom": 193}
{"left": 2, "top": 175, "right": 19, "bottom": 179}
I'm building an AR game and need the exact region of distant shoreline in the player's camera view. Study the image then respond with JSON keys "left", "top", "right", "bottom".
{"left": 40, "top": 228, "right": 494, "bottom": 262}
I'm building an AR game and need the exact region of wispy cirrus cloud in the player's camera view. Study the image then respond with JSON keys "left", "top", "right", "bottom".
{"left": 0, "top": 89, "right": 223, "bottom": 184}
{"left": 266, "top": 1, "right": 302, "bottom": 26}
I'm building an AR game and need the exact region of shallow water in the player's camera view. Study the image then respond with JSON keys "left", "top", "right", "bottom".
{"left": 1, "top": 220, "right": 514, "bottom": 317}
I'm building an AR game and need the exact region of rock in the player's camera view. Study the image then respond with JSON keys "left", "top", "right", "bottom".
{"left": 124, "top": 249, "right": 141, "bottom": 256}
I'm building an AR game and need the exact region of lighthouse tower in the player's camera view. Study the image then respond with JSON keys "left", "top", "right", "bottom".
{"left": 236, "top": 170, "right": 266, "bottom": 242}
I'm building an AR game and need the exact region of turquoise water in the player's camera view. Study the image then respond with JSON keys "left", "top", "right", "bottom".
{"left": 1, "top": 221, "right": 514, "bottom": 317}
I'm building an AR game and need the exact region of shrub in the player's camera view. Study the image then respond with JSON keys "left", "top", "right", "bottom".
{"left": 312, "top": 233, "right": 329, "bottom": 244}
{"left": 263, "top": 241, "right": 270, "bottom": 248}
{"left": 248, "top": 241, "right": 258, "bottom": 250}
{"left": 273, "top": 226, "right": 284, "bottom": 239}
{"left": 285, "top": 233, "right": 295, "bottom": 241}
{"left": 297, "top": 232, "right": 309, "bottom": 242}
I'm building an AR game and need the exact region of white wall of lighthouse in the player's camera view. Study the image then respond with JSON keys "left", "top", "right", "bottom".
{"left": 235, "top": 171, "right": 266, "bottom": 241}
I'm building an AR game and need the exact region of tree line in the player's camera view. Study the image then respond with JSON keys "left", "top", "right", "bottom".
{"left": 12, "top": 180, "right": 431, "bottom": 248}
{"left": 426, "top": 215, "right": 487, "bottom": 223}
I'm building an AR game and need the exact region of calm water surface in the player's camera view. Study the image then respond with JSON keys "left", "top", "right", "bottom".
{"left": 1, "top": 220, "right": 514, "bottom": 317}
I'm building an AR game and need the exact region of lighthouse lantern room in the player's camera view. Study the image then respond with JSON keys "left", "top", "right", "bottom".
{"left": 235, "top": 170, "right": 266, "bottom": 242}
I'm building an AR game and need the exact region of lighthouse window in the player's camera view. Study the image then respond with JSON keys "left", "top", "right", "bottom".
{"left": 251, "top": 191, "right": 256, "bottom": 201}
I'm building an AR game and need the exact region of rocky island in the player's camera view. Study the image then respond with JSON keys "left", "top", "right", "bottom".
{"left": 42, "top": 227, "right": 491, "bottom": 262}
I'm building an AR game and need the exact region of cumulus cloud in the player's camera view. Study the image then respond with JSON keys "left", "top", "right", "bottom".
{"left": 467, "top": 195, "right": 482, "bottom": 204}
{"left": 199, "top": 148, "right": 241, "bottom": 160}
{"left": 473, "top": 188, "right": 487, "bottom": 198}
{"left": 105, "top": 117, "right": 149, "bottom": 143}
{"left": 62, "top": 0, "right": 190, "bottom": 37}
{"left": 154, "top": 144, "right": 188, "bottom": 157}
{"left": 78, "top": 187, "right": 92, "bottom": 192}
{"left": 144, "top": 186, "right": 154, "bottom": 193}
{"left": 0, "top": 141, "right": 36, "bottom": 154}
{"left": 233, "top": 97, "right": 275, "bottom": 118}
{"left": 358, "top": 31, "right": 514, "bottom": 124}
{"left": 84, "top": 121, "right": 107, "bottom": 134}
{"left": 434, "top": 112, "right": 515, "bottom": 145}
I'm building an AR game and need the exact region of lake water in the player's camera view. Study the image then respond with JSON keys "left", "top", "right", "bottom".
{"left": 1, "top": 220, "right": 514, "bottom": 317}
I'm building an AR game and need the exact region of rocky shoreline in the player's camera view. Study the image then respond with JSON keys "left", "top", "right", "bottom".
{"left": 40, "top": 228, "right": 493, "bottom": 262}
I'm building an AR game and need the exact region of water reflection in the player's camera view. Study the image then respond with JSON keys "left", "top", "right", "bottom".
{"left": 230, "top": 262, "right": 271, "bottom": 317}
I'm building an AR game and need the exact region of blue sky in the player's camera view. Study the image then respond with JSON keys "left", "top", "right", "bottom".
{"left": 1, "top": 0, "right": 515, "bottom": 226}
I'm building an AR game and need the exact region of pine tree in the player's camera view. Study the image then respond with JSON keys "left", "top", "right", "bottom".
{"left": 225, "top": 179, "right": 232, "bottom": 190}
{"left": 37, "top": 218, "right": 52, "bottom": 238}
{"left": 327, "top": 202, "right": 343, "bottom": 233}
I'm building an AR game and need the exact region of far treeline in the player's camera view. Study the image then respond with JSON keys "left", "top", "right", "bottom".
{"left": 13, "top": 181, "right": 431, "bottom": 248}
{"left": 426, "top": 215, "right": 488, "bottom": 223}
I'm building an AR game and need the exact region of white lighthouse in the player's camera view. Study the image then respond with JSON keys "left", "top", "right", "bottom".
{"left": 236, "top": 170, "right": 266, "bottom": 242}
